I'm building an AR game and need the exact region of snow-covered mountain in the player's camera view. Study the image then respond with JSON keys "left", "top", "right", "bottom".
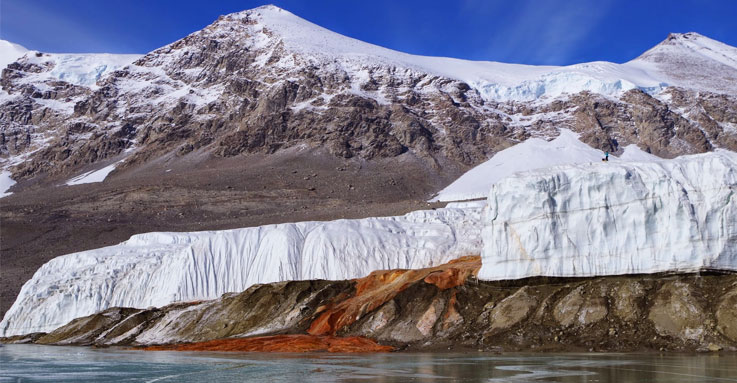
{"left": 632, "top": 32, "right": 737, "bottom": 96}
{"left": 1, "top": 5, "right": 737, "bottom": 189}
{"left": 166, "top": 9, "right": 734, "bottom": 102}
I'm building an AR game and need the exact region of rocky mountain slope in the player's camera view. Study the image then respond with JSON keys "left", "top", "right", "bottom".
{"left": 2, "top": 6, "right": 737, "bottom": 187}
{"left": 4, "top": 257, "right": 737, "bottom": 353}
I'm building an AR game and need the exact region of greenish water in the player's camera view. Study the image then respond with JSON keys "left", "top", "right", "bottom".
{"left": 1, "top": 344, "right": 736, "bottom": 382}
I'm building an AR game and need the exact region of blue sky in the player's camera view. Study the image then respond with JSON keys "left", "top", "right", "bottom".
{"left": 2, "top": 0, "right": 736, "bottom": 65}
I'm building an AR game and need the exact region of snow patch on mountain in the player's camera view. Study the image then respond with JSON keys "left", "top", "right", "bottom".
{"left": 0, "top": 40, "right": 28, "bottom": 70}
{"left": 618, "top": 144, "right": 662, "bottom": 161}
{"left": 479, "top": 150, "right": 737, "bottom": 280}
{"left": 0, "top": 170, "right": 16, "bottom": 198}
{"left": 48, "top": 54, "right": 141, "bottom": 87}
{"left": 65, "top": 161, "right": 120, "bottom": 185}
{"left": 0, "top": 204, "right": 482, "bottom": 336}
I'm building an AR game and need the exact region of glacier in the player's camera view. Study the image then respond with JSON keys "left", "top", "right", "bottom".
{"left": 0, "top": 202, "right": 483, "bottom": 336}
{"left": 3, "top": 148, "right": 737, "bottom": 337}
{"left": 19, "top": 51, "right": 141, "bottom": 88}
{"left": 479, "top": 150, "right": 737, "bottom": 280}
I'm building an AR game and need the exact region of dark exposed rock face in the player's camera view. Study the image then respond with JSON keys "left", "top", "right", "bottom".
{"left": 35, "top": 280, "right": 352, "bottom": 346}
{"left": 717, "top": 287, "right": 737, "bottom": 343}
{"left": 5, "top": 257, "right": 736, "bottom": 353}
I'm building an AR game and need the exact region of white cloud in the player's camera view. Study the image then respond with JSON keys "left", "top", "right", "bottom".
{"left": 1, "top": 1, "right": 110, "bottom": 52}
{"left": 480, "top": 0, "right": 614, "bottom": 64}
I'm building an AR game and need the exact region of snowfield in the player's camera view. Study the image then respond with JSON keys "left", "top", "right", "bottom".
{"left": 479, "top": 150, "right": 737, "bottom": 280}
{"left": 0, "top": 170, "right": 16, "bottom": 198}
{"left": 0, "top": 202, "right": 483, "bottom": 336}
{"left": 432, "top": 129, "right": 660, "bottom": 202}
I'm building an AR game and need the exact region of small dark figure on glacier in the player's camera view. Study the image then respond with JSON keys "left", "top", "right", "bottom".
{"left": 603, "top": 151, "right": 609, "bottom": 162}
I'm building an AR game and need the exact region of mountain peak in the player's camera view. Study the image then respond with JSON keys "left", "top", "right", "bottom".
{"left": 627, "top": 31, "right": 737, "bottom": 95}
{"left": 666, "top": 32, "right": 705, "bottom": 41}
{"left": 651, "top": 31, "right": 728, "bottom": 51}
{"left": 226, "top": 4, "right": 299, "bottom": 22}
{"left": 205, "top": 4, "right": 412, "bottom": 66}
{"left": 637, "top": 31, "right": 737, "bottom": 70}
{"left": 254, "top": 4, "right": 282, "bottom": 10}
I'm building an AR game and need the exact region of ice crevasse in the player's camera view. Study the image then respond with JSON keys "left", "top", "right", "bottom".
{"left": 479, "top": 150, "right": 737, "bottom": 280}
{"left": 0, "top": 203, "right": 483, "bottom": 336}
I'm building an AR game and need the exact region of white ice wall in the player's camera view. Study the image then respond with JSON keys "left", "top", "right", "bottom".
{"left": 0, "top": 203, "right": 483, "bottom": 336}
{"left": 479, "top": 151, "right": 737, "bottom": 280}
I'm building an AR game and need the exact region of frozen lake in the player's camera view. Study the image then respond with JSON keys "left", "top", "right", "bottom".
{"left": 1, "top": 344, "right": 736, "bottom": 382}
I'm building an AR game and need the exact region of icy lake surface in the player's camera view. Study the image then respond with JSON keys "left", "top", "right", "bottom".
{"left": 1, "top": 344, "right": 736, "bottom": 382}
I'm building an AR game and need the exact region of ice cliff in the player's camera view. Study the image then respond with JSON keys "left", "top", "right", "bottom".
{"left": 0, "top": 202, "right": 483, "bottom": 336}
{"left": 479, "top": 150, "right": 737, "bottom": 280}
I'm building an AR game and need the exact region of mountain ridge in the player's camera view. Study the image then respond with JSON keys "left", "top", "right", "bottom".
{"left": 3, "top": 6, "right": 736, "bottom": 184}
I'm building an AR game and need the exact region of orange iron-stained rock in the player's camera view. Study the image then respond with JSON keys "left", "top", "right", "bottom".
{"left": 308, "top": 256, "right": 480, "bottom": 336}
